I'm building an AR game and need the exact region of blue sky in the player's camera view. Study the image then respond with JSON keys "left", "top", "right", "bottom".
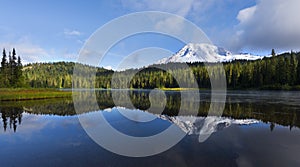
{"left": 0, "top": 0, "right": 299, "bottom": 69}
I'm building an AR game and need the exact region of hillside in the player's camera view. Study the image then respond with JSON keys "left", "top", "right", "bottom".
{"left": 19, "top": 51, "right": 300, "bottom": 90}
{"left": 23, "top": 62, "right": 113, "bottom": 88}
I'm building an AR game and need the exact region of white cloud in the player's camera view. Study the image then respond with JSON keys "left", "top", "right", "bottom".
{"left": 0, "top": 35, "right": 83, "bottom": 64}
{"left": 121, "top": 0, "right": 216, "bottom": 18}
{"left": 121, "top": 0, "right": 217, "bottom": 39}
{"left": 103, "top": 65, "right": 112, "bottom": 70}
{"left": 122, "top": 0, "right": 194, "bottom": 17}
{"left": 234, "top": 0, "right": 300, "bottom": 51}
{"left": 154, "top": 17, "right": 185, "bottom": 34}
{"left": 237, "top": 6, "right": 256, "bottom": 24}
{"left": 64, "top": 29, "right": 82, "bottom": 36}
{"left": 0, "top": 40, "right": 50, "bottom": 64}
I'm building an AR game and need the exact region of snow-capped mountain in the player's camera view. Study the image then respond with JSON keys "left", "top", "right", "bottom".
{"left": 102, "top": 107, "right": 259, "bottom": 143}
{"left": 159, "top": 115, "right": 259, "bottom": 142}
{"left": 157, "top": 43, "right": 263, "bottom": 64}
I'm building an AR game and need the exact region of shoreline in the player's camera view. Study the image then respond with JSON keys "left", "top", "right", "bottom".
{"left": 1, "top": 86, "right": 299, "bottom": 102}
{"left": 0, "top": 88, "right": 72, "bottom": 101}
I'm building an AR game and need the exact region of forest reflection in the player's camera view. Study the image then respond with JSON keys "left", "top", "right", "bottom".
{"left": 0, "top": 107, "right": 22, "bottom": 132}
{"left": 0, "top": 90, "right": 299, "bottom": 132}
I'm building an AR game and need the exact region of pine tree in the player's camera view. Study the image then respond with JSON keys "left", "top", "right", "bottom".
{"left": 0, "top": 49, "right": 8, "bottom": 87}
{"left": 0, "top": 48, "right": 23, "bottom": 87}
{"left": 11, "top": 48, "right": 18, "bottom": 86}
{"left": 1, "top": 49, "right": 7, "bottom": 69}
{"left": 290, "top": 51, "right": 298, "bottom": 85}
{"left": 285, "top": 57, "right": 291, "bottom": 84}
{"left": 297, "top": 54, "right": 300, "bottom": 85}
{"left": 16, "top": 56, "right": 23, "bottom": 87}
{"left": 12, "top": 48, "right": 17, "bottom": 61}
{"left": 17, "top": 56, "right": 22, "bottom": 68}
{"left": 8, "top": 51, "right": 13, "bottom": 86}
{"left": 276, "top": 56, "right": 287, "bottom": 85}
{"left": 271, "top": 49, "right": 276, "bottom": 57}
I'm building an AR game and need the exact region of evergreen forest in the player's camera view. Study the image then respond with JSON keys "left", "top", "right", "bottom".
{"left": 1, "top": 48, "right": 300, "bottom": 90}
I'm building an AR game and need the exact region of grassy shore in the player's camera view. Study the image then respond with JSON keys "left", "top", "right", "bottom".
{"left": 0, "top": 88, "right": 72, "bottom": 101}
{"left": 1, "top": 86, "right": 299, "bottom": 102}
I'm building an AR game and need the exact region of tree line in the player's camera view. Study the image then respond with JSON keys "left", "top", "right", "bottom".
{"left": 0, "top": 48, "right": 24, "bottom": 87}
{"left": 223, "top": 50, "right": 300, "bottom": 89}
{"left": 23, "top": 62, "right": 113, "bottom": 88}
{"left": 99, "top": 50, "right": 300, "bottom": 90}
{"left": 1, "top": 48, "right": 300, "bottom": 90}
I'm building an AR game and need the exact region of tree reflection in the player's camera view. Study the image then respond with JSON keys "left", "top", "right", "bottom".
{"left": 0, "top": 107, "right": 22, "bottom": 132}
{"left": 270, "top": 123, "right": 275, "bottom": 132}
{"left": 0, "top": 90, "right": 299, "bottom": 132}
{"left": 95, "top": 90, "right": 300, "bottom": 130}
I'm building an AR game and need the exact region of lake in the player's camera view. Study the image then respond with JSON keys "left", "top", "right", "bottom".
{"left": 0, "top": 90, "right": 300, "bottom": 167}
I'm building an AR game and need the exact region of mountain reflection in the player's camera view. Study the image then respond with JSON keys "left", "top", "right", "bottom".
{"left": 0, "top": 90, "right": 299, "bottom": 132}
{"left": 158, "top": 115, "right": 259, "bottom": 142}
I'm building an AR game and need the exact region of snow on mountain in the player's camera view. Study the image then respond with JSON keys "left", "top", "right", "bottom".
{"left": 103, "top": 107, "right": 259, "bottom": 143}
{"left": 159, "top": 115, "right": 259, "bottom": 142}
{"left": 157, "top": 43, "right": 263, "bottom": 64}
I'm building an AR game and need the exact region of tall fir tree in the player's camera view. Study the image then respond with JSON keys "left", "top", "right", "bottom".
{"left": 8, "top": 51, "right": 13, "bottom": 86}
{"left": 0, "top": 49, "right": 8, "bottom": 87}
{"left": 16, "top": 56, "right": 23, "bottom": 87}
{"left": 11, "top": 48, "right": 18, "bottom": 86}
{"left": 1, "top": 49, "right": 7, "bottom": 69}
{"left": 271, "top": 49, "right": 276, "bottom": 57}
{"left": 0, "top": 48, "right": 23, "bottom": 87}
{"left": 290, "top": 51, "right": 298, "bottom": 85}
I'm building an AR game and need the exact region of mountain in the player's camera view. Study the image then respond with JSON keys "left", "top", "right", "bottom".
{"left": 159, "top": 115, "right": 259, "bottom": 142}
{"left": 103, "top": 107, "right": 259, "bottom": 143}
{"left": 157, "top": 43, "right": 263, "bottom": 64}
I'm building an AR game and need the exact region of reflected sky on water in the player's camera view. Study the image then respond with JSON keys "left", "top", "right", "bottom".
{"left": 0, "top": 90, "right": 300, "bottom": 166}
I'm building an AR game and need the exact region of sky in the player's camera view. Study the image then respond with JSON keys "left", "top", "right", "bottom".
{"left": 0, "top": 0, "right": 300, "bottom": 69}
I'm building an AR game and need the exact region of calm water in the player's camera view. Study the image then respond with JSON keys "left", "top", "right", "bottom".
{"left": 0, "top": 90, "right": 300, "bottom": 167}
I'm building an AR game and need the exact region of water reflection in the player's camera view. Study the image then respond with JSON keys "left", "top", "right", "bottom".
{"left": 158, "top": 115, "right": 259, "bottom": 142}
{"left": 0, "top": 90, "right": 300, "bottom": 133}
{"left": 95, "top": 90, "right": 300, "bottom": 130}
{"left": 0, "top": 107, "right": 22, "bottom": 132}
{"left": 0, "top": 90, "right": 300, "bottom": 166}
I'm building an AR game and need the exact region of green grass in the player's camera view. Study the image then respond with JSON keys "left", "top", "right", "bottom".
{"left": 0, "top": 88, "right": 72, "bottom": 101}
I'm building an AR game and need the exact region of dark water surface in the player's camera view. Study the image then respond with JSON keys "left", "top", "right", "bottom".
{"left": 0, "top": 90, "right": 300, "bottom": 167}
